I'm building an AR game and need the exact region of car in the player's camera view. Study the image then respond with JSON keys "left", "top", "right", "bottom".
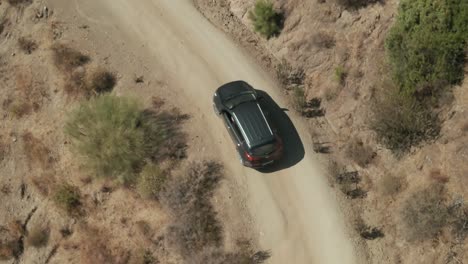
{"left": 213, "top": 80, "right": 283, "bottom": 168}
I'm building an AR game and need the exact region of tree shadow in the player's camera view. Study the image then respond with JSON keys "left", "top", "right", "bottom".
{"left": 254, "top": 90, "right": 305, "bottom": 173}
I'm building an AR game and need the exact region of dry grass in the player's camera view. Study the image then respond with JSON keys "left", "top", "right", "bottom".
{"left": 26, "top": 225, "right": 49, "bottom": 248}
{"left": 22, "top": 132, "right": 54, "bottom": 170}
{"left": 8, "top": 220, "right": 25, "bottom": 236}
{"left": 51, "top": 43, "right": 90, "bottom": 73}
{"left": 345, "top": 137, "right": 376, "bottom": 167}
{"left": 128, "top": 249, "right": 157, "bottom": 264}
{"left": 193, "top": 247, "right": 271, "bottom": 264}
{"left": 462, "top": 122, "right": 468, "bottom": 133}
{"left": 312, "top": 32, "right": 335, "bottom": 49}
{"left": 64, "top": 67, "right": 87, "bottom": 97}
{"left": 136, "top": 164, "right": 166, "bottom": 199}
{"left": 7, "top": 98, "right": 31, "bottom": 118}
{"left": 141, "top": 106, "right": 189, "bottom": 162}
{"left": 79, "top": 227, "right": 129, "bottom": 264}
{"left": 18, "top": 37, "right": 38, "bottom": 54}
{"left": 429, "top": 169, "right": 449, "bottom": 183}
{"left": 400, "top": 184, "right": 450, "bottom": 241}
{"left": 0, "top": 241, "right": 21, "bottom": 260}
{"left": 378, "top": 173, "right": 405, "bottom": 196}
{"left": 30, "top": 173, "right": 56, "bottom": 196}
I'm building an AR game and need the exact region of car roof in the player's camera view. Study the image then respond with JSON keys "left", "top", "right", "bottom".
{"left": 231, "top": 101, "right": 274, "bottom": 148}
{"left": 216, "top": 80, "right": 253, "bottom": 101}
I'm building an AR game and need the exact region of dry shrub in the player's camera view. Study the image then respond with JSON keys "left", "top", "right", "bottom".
{"left": 429, "top": 169, "right": 449, "bottom": 183}
{"left": 400, "top": 184, "right": 450, "bottom": 241}
{"left": 136, "top": 164, "right": 166, "bottom": 199}
{"left": 65, "top": 67, "right": 116, "bottom": 97}
{"left": 18, "top": 37, "right": 38, "bottom": 54}
{"left": 462, "top": 122, "right": 468, "bottom": 133}
{"left": 87, "top": 68, "right": 116, "bottom": 94}
{"left": 64, "top": 67, "right": 87, "bottom": 97}
{"left": 7, "top": 0, "right": 32, "bottom": 6}
{"left": 193, "top": 247, "right": 270, "bottom": 264}
{"left": 335, "top": 0, "right": 381, "bottom": 8}
{"left": 161, "top": 161, "right": 223, "bottom": 257}
{"left": 0, "top": 241, "right": 21, "bottom": 260}
{"left": 80, "top": 235, "right": 115, "bottom": 264}
{"left": 128, "top": 249, "right": 157, "bottom": 264}
{"left": 355, "top": 218, "right": 384, "bottom": 240}
{"left": 135, "top": 220, "right": 153, "bottom": 241}
{"left": 31, "top": 173, "right": 56, "bottom": 196}
{"left": 52, "top": 44, "right": 90, "bottom": 73}
{"left": 53, "top": 184, "right": 81, "bottom": 216}
{"left": 379, "top": 173, "right": 405, "bottom": 196}
{"left": 8, "top": 220, "right": 25, "bottom": 237}
{"left": 276, "top": 59, "right": 305, "bottom": 88}
{"left": 312, "top": 32, "right": 335, "bottom": 49}
{"left": 371, "top": 89, "right": 440, "bottom": 155}
{"left": 26, "top": 225, "right": 49, "bottom": 248}
{"left": 7, "top": 99, "right": 31, "bottom": 118}
{"left": 292, "top": 85, "right": 306, "bottom": 112}
{"left": 22, "top": 132, "right": 54, "bottom": 170}
{"left": 345, "top": 138, "right": 376, "bottom": 167}
{"left": 142, "top": 107, "right": 189, "bottom": 162}
{"left": 8, "top": 69, "right": 47, "bottom": 117}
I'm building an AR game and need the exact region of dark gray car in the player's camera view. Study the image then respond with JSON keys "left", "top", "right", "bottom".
{"left": 213, "top": 81, "right": 283, "bottom": 168}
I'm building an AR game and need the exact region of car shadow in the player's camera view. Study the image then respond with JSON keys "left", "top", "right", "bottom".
{"left": 255, "top": 90, "right": 305, "bottom": 173}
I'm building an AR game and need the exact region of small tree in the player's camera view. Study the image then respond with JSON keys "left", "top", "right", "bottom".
{"left": 249, "top": 0, "right": 282, "bottom": 38}
{"left": 385, "top": 0, "right": 467, "bottom": 97}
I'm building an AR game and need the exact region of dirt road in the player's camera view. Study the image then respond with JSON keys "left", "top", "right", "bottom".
{"left": 59, "top": 0, "right": 360, "bottom": 263}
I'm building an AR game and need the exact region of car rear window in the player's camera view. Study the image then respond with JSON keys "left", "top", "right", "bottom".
{"left": 251, "top": 142, "right": 276, "bottom": 156}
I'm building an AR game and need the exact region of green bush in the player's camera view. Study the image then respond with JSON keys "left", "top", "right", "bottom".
{"left": 53, "top": 184, "right": 81, "bottom": 215}
{"left": 136, "top": 164, "right": 166, "bottom": 199}
{"left": 334, "top": 66, "right": 347, "bottom": 85}
{"left": 249, "top": 0, "right": 282, "bottom": 38}
{"left": 385, "top": 0, "right": 468, "bottom": 96}
{"left": 65, "top": 95, "right": 147, "bottom": 183}
{"left": 371, "top": 91, "right": 439, "bottom": 154}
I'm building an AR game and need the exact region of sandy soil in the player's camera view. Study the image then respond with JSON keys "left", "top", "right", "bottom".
{"left": 49, "top": 0, "right": 363, "bottom": 263}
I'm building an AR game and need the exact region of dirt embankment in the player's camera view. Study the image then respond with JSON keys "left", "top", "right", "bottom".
{"left": 194, "top": 0, "right": 468, "bottom": 263}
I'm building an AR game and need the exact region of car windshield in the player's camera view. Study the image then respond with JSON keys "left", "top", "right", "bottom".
{"left": 225, "top": 92, "right": 256, "bottom": 109}
{"left": 251, "top": 142, "right": 276, "bottom": 156}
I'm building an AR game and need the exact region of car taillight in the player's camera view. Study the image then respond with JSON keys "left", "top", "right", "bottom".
{"left": 245, "top": 151, "right": 261, "bottom": 162}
